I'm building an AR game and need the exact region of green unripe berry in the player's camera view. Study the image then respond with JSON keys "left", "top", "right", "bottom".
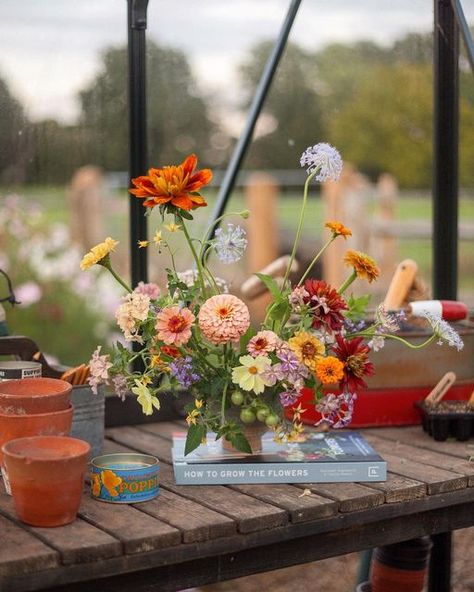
{"left": 256, "top": 408, "right": 270, "bottom": 422}
{"left": 240, "top": 408, "right": 256, "bottom": 424}
{"left": 231, "top": 391, "right": 244, "bottom": 406}
{"left": 265, "top": 414, "right": 279, "bottom": 427}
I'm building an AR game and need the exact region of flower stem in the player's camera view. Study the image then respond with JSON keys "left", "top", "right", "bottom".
{"left": 282, "top": 171, "right": 316, "bottom": 289}
{"left": 298, "top": 236, "right": 336, "bottom": 286}
{"left": 103, "top": 262, "right": 133, "bottom": 293}
{"left": 179, "top": 216, "right": 208, "bottom": 297}
{"left": 337, "top": 270, "right": 357, "bottom": 295}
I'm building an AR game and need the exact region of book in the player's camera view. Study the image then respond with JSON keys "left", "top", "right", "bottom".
{"left": 172, "top": 430, "right": 387, "bottom": 485}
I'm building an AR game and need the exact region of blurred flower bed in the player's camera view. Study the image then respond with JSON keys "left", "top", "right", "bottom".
{"left": 0, "top": 195, "right": 122, "bottom": 366}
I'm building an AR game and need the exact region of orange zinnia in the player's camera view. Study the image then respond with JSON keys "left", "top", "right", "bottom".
{"left": 325, "top": 221, "right": 352, "bottom": 239}
{"left": 343, "top": 249, "right": 380, "bottom": 283}
{"left": 129, "top": 154, "right": 212, "bottom": 212}
{"left": 315, "top": 356, "right": 345, "bottom": 385}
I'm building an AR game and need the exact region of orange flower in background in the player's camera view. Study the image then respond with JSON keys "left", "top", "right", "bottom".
{"left": 129, "top": 154, "right": 212, "bottom": 212}
{"left": 325, "top": 221, "right": 352, "bottom": 239}
{"left": 343, "top": 249, "right": 380, "bottom": 283}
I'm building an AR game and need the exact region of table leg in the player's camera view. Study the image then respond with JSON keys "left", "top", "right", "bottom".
{"left": 428, "top": 532, "right": 452, "bottom": 592}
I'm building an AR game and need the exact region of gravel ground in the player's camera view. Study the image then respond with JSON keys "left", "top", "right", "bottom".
{"left": 190, "top": 527, "right": 473, "bottom": 592}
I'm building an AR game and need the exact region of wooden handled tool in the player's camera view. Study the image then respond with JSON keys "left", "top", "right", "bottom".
{"left": 468, "top": 388, "right": 474, "bottom": 408}
{"left": 424, "top": 371, "right": 457, "bottom": 406}
{"left": 241, "top": 256, "right": 299, "bottom": 300}
{"left": 383, "top": 259, "right": 418, "bottom": 310}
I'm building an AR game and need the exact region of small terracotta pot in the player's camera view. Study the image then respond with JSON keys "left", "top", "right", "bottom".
{"left": 222, "top": 424, "right": 268, "bottom": 454}
{"left": 0, "top": 378, "right": 72, "bottom": 415}
{"left": 2, "top": 436, "right": 90, "bottom": 527}
{"left": 0, "top": 405, "right": 73, "bottom": 464}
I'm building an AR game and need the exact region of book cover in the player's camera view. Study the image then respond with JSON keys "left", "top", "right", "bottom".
{"left": 172, "top": 430, "right": 387, "bottom": 485}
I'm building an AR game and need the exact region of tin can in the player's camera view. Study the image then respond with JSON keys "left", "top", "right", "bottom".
{"left": 90, "top": 453, "right": 159, "bottom": 503}
{"left": 0, "top": 361, "right": 42, "bottom": 381}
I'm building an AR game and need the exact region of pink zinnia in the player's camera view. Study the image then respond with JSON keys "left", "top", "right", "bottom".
{"left": 155, "top": 306, "right": 195, "bottom": 346}
{"left": 198, "top": 294, "right": 250, "bottom": 345}
{"left": 134, "top": 281, "right": 161, "bottom": 300}
{"left": 247, "top": 330, "right": 279, "bottom": 357}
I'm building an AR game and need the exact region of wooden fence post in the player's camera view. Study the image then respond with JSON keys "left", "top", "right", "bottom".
{"left": 68, "top": 166, "right": 104, "bottom": 251}
{"left": 245, "top": 172, "right": 279, "bottom": 323}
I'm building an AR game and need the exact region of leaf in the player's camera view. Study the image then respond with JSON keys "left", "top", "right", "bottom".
{"left": 254, "top": 273, "right": 283, "bottom": 299}
{"left": 239, "top": 325, "right": 257, "bottom": 354}
{"left": 179, "top": 210, "right": 194, "bottom": 221}
{"left": 227, "top": 431, "right": 252, "bottom": 454}
{"left": 345, "top": 294, "right": 371, "bottom": 321}
{"left": 185, "top": 423, "right": 206, "bottom": 455}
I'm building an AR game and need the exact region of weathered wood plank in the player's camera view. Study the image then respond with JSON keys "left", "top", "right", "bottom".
{"left": 366, "top": 426, "right": 474, "bottom": 460}
{"left": 139, "top": 422, "right": 184, "bottom": 441}
{"left": 134, "top": 488, "right": 236, "bottom": 543}
{"left": 78, "top": 497, "right": 181, "bottom": 554}
{"left": 107, "top": 426, "right": 289, "bottom": 534}
{"left": 365, "top": 432, "right": 474, "bottom": 485}
{"left": 0, "top": 514, "right": 59, "bottom": 578}
{"left": 295, "top": 482, "right": 385, "bottom": 512}
{"left": 0, "top": 485, "right": 122, "bottom": 565}
{"left": 229, "top": 483, "right": 337, "bottom": 523}
{"left": 365, "top": 447, "right": 468, "bottom": 495}
{"left": 364, "top": 472, "right": 427, "bottom": 503}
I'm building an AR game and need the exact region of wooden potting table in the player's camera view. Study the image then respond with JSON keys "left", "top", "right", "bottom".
{"left": 1, "top": 423, "right": 473, "bottom": 592}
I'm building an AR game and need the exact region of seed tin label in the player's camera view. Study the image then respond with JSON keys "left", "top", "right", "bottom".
{"left": 91, "top": 453, "right": 159, "bottom": 503}
{"left": 0, "top": 362, "right": 42, "bottom": 380}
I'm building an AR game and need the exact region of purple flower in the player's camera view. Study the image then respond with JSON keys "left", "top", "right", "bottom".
{"left": 315, "top": 392, "right": 357, "bottom": 428}
{"left": 275, "top": 349, "right": 309, "bottom": 384}
{"left": 169, "top": 356, "right": 200, "bottom": 389}
{"left": 279, "top": 389, "right": 300, "bottom": 407}
{"left": 112, "top": 375, "right": 129, "bottom": 401}
{"left": 300, "top": 143, "right": 343, "bottom": 182}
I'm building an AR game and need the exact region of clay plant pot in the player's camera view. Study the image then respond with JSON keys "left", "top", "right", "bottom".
{"left": 2, "top": 436, "right": 90, "bottom": 527}
{"left": 0, "top": 405, "right": 73, "bottom": 464}
{"left": 222, "top": 424, "right": 268, "bottom": 454}
{"left": 0, "top": 378, "right": 72, "bottom": 415}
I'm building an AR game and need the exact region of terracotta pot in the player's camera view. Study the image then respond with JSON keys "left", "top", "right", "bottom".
{"left": 2, "top": 436, "right": 90, "bottom": 527}
{"left": 0, "top": 378, "right": 71, "bottom": 415}
{"left": 0, "top": 405, "right": 73, "bottom": 464}
{"left": 222, "top": 424, "right": 268, "bottom": 454}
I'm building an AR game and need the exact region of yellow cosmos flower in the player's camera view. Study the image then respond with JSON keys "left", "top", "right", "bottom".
{"left": 288, "top": 331, "right": 325, "bottom": 372}
{"left": 131, "top": 379, "right": 160, "bottom": 415}
{"left": 164, "top": 223, "right": 181, "bottom": 232}
{"left": 153, "top": 230, "right": 163, "bottom": 246}
{"left": 80, "top": 237, "right": 118, "bottom": 270}
{"left": 137, "top": 240, "right": 149, "bottom": 248}
{"left": 231, "top": 355, "right": 272, "bottom": 394}
{"left": 315, "top": 356, "right": 345, "bottom": 385}
{"left": 343, "top": 249, "right": 380, "bottom": 283}
{"left": 325, "top": 221, "right": 352, "bottom": 239}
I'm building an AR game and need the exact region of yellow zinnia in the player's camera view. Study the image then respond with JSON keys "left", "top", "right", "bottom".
{"left": 288, "top": 331, "right": 325, "bottom": 372}
{"left": 343, "top": 250, "right": 380, "bottom": 283}
{"left": 80, "top": 237, "right": 118, "bottom": 270}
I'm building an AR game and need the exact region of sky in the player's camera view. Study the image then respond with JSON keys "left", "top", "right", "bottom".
{"left": 0, "top": 0, "right": 470, "bottom": 124}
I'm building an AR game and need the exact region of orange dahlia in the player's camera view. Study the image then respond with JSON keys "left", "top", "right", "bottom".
{"left": 343, "top": 250, "right": 380, "bottom": 283}
{"left": 129, "top": 154, "right": 212, "bottom": 212}
{"left": 198, "top": 294, "right": 250, "bottom": 344}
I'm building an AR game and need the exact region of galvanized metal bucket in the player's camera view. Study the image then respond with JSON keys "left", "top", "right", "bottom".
{"left": 70, "top": 384, "right": 104, "bottom": 457}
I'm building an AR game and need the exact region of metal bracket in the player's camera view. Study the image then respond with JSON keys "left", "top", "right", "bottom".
{"left": 130, "top": 0, "right": 149, "bottom": 30}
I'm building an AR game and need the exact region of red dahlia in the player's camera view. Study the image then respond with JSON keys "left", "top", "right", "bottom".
{"left": 333, "top": 335, "right": 375, "bottom": 391}
{"left": 303, "top": 279, "right": 347, "bottom": 332}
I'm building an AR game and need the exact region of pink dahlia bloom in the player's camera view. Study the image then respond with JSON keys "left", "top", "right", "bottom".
{"left": 198, "top": 294, "right": 250, "bottom": 345}
{"left": 247, "top": 330, "right": 279, "bottom": 357}
{"left": 155, "top": 306, "right": 195, "bottom": 346}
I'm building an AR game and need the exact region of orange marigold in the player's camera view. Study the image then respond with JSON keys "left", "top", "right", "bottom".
{"left": 325, "top": 221, "right": 352, "bottom": 239}
{"left": 343, "top": 249, "right": 380, "bottom": 283}
{"left": 129, "top": 154, "right": 212, "bottom": 212}
{"left": 315, "top": 356, "right": 345, "bottom": 385}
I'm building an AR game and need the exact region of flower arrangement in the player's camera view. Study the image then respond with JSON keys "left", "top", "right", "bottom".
{"left": 82, "top": 146, "right": 463, "bottom": 455}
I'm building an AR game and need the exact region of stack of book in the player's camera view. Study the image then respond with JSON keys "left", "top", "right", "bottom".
{"left": 172, "top": 430, "right": 387, "bottom": 485}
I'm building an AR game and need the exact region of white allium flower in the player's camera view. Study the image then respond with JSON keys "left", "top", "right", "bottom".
{"left": 213, "top": 223, "right": 248, "bottom": 264}
{"left": 300, "top": 142, "right": 343, "bottom": 182}
{"left": 420, "top": 312, "right": 464, "bottom": 351}
{"left": 176, "top": 269, "right": 228, "bottom": 293}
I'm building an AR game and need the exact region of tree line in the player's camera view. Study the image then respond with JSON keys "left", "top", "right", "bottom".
{"left": 0, "top": 31, "right": 473, "bottom": 189}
